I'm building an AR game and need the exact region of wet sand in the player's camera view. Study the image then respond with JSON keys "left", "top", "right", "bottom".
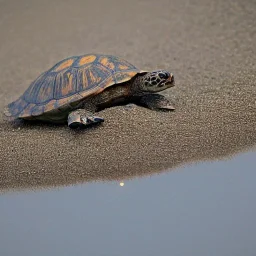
{"left": 0, "top": 0, "right": 255, "bottom": 191}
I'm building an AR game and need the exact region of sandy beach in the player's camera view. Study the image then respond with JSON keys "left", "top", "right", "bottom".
{"left": 0, "top": 0, "right": 255, "bottom": 191}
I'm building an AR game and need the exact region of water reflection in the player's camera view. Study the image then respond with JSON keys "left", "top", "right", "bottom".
{"left": 0, "top": 151, "right": 255, "bottom": 256}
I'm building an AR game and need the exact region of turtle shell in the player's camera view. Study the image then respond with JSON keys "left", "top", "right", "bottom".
{"left": 4, "top": 54, "right": 144, "bottom": 119}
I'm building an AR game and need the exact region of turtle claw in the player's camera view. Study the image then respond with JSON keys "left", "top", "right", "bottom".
{"left": 161, "top": 104, "right": 175, "bottom": 111}
{"left": 93, "top": 117, "right": 105, "bottom": 123}
{"left": 81, "top": 116, "right": 104, "bottom": 125}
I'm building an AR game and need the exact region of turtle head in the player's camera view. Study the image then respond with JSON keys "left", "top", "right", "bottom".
{"left": 140, "top": 70, "right": 175, "bottom": 92}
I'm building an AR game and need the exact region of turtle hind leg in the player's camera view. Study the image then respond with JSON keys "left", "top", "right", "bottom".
{"left": 68, "top": 109, "right": 104, "bottom": 129}
{"left": 138, "top": 94, "right": 175, "bottom": 111}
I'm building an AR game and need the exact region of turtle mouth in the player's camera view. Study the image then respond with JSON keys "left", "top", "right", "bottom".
{"left": 160, "top": 76, "right": 175, "bottom": 87}
{"left": 166, "top": 74, "right": 175, "bottom": 87}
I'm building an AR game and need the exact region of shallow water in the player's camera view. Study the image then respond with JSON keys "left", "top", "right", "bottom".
{"left": 0, "top": 151, "right": 255, "bottom": 256}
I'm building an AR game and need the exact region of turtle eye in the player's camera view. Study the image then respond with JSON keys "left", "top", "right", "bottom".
{"left": 159, "top": 72, "right": 169, "bottom": 79}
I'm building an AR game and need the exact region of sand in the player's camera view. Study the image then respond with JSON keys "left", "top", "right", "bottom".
{"left": 0, "top": 0, "right": 255, "bottom": 191}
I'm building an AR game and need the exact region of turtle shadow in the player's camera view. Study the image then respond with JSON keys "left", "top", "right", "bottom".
{"left": 3, "top": 118, "right": 104, "bottom": 132}
{"left": 7, "top": 119, "right": 63, "bottom": 130}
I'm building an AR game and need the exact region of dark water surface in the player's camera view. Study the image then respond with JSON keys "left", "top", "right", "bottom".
{"left": 1, "top": 151, "right": 255, "bottom": 256}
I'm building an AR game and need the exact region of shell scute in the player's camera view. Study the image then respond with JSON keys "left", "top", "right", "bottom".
{"left": 19, "top": 103, "right": 37, "bottom": 118}
{"left": 85, "top": 64, "right": 111, "bottom": 90}
{"left": 53, "top": 58, "right": 75, "bottom": 72}
{"left": 54, "top": 69, "right": 78, "bottom": 99}
{"left": 6, "top": 97, "right": 28, "bottom": 117}
{"left": 114, "top": 71, "right": 138, "bottom": 84}
{"left": 79, "top": 55, "right": 97, "bottom": 66}
{"left": 98, "top": 55, "right": 137, "bottom": 73}
{"left": 31, "top": 104, "right": 45, "bottom": 117}
{"left": 55, "top": 94, "right": 83, "bottom": 108}
{"left": 99, "top": 57, "right": 115, "bottom": 71}
{"left": 44, "top": 99, "right": 57, "bottom": 113}
{"left": 76, "top": 68, "right": 88, "bottom": 92}
{"left": 34, "top": 73, "right": 56, "bottom": 103}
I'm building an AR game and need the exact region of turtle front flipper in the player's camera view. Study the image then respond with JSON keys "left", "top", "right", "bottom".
{"left": 68, "top": 109, "right": 104, "bottom": 129}
{"left": 138, "top": 94, "right": 175, "bottom": 111}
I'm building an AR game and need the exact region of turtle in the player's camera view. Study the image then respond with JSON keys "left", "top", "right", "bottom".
{"left": 4, "top": 54, "right": 175, "bottom": 129}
